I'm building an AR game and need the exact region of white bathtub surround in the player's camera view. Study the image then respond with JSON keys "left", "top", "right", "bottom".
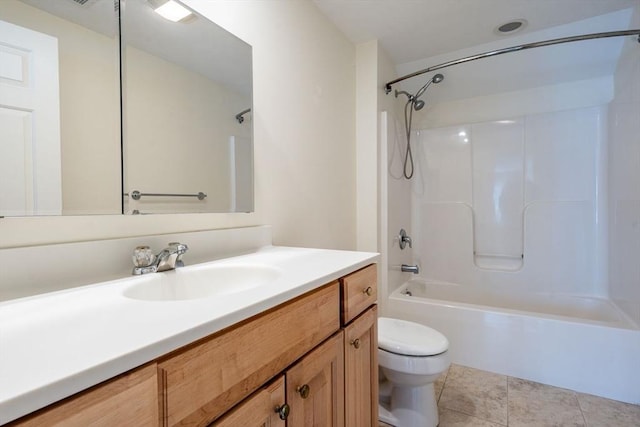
{"left": 0, "top": 231, "right": 378, "bottom": 424}
{"left": 470, "top": 119, "right": 525, "bottom": 271}
{"left": 387, "top": 282, "right": 640, "bottom": 404}
{"left": 411, "top": 105, "right": 608, "bottom": 296}
{"left": 608, "top": 7, "right": 640, "bottom": 327}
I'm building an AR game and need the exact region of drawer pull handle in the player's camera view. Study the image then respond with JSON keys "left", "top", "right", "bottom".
{"left": 275, "top": 403, "right": 290, "bottom": 420}
{"left": 363, "top": 286, "right": 373, "bottom": 296}
{"left": 297, "top": 384, "right": 310, "bottom": 399}
{"left": 350, "top": 338, "right": 361, "bottom": 349}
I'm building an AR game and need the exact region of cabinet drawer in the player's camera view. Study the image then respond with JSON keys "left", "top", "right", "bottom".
{"left": 9, "top": 364, "right": 159, "bottom": 427}
{"left": 159, "top": 282, "right": 340, "bottom": 426}
{"left": 340, "top": 264, "right": 377, "bottom": 324}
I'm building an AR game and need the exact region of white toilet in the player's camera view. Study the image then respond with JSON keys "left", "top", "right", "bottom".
{"left": 378, "top": 317, "right": 450, "bottom": 427}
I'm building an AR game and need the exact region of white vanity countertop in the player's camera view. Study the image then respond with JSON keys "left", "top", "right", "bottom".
{"left": 0, "top": 245, "right": 378, "bottom": 424}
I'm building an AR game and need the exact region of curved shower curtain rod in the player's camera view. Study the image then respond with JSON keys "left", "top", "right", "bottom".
{"left": 384, "top": 29, "right": 640, "bottom": 94}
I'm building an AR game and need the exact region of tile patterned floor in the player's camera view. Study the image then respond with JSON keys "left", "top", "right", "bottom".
{"left": 379, "top": 364, "right": 640, "bottom": 427}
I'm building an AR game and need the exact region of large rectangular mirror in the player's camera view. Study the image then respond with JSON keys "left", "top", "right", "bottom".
{"left": 122, "top": 0, "right": 253, "bottom": 214}
{"left": 0, "top": 0, "right": 253, "bottom": 216}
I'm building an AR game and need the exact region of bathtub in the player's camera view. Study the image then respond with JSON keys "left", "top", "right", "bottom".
{"left": 385, "top": 279, "right": 640, "bottom": 404}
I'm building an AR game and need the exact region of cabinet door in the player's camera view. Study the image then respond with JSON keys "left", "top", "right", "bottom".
{"left": 344, "top": 305, "right": 378, "bottom": 427}
{"left": 210, "top": 376, "right": 286, "bottom": 427}
{"left": 286, "top": 332, "right": 345, "bottom": 427}
{"left": 9, "top": 364, "right": 159, "bottom": 427}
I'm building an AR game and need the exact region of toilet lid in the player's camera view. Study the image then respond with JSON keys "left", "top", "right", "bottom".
{"left": 378, "top": 317, "right": 449, "bottom": 356}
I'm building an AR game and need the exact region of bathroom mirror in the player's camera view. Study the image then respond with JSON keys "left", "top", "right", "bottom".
{"left": 122, "top": 0, "right": 253, "bottom": 214}
{"left": 0, "top": 0, "right": 253, "bottom": 216}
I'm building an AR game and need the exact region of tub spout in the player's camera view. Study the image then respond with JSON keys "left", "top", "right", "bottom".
{"left": 401, "top": 264, "right": 419, "bottom": 274}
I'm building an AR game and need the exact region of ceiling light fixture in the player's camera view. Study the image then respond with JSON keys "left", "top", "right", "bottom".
{"left": 152, "top": 0, "right": 193, "bottom": 23}
{"left": 494, "top": 19, "right": 527, "bottom": 36}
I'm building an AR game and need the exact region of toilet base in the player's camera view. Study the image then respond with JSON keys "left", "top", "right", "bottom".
{"left": 378, "top": 382, "right": 438, "bottom": 427}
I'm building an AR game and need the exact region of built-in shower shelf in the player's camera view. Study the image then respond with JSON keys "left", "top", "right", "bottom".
{"left": 474, "top": 253, "right": 523, "bottom": 271}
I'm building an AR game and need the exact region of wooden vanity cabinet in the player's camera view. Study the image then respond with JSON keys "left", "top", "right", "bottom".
{"left": 210, "top": 331, "right": 346, "bottom": 427}
{"left": 159, "top": 282, "right": 340, "bottom": 427}
{"left": 202, "top": 263, "right": 378, "bottom": 427}
{"left": 339, "top": 264, "right": 379, "bottom": 427}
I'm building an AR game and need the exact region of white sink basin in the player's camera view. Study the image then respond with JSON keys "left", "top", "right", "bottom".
{"left": 122, "top": 264, "right": 281, "bottom": 301}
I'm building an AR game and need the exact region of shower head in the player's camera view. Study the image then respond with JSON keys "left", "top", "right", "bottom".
{"left": 412, "top": 73, "right": 444, "bottom": 110}
{"left": 414, "top": 73, "right": 444, "bottom": 100}
{"left": 432, "top": 73, "right": 444, "bottom": 84}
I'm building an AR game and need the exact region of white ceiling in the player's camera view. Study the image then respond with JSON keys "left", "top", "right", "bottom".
{"left": 312, "top": 0, "right": 639, "bottom": 64}
{"left": 313, "top": 0, "right": 640, "bottom": 102}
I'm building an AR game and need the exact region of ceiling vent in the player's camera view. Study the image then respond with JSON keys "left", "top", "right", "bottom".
{"left": 494, "top": 19, "right": 528, "bottom": 36}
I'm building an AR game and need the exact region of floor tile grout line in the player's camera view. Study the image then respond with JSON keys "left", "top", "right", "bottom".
{"left": 437, "top": 365, "right": 451, "bottom": 403}
{"left": 438, "top": 365, "right": 509, "bottom": 426}
{"left": 438, "top": 364, "right": 508, "bottom": 427}
{"left": 506, "top": 375, "right": 510, "bottom": 426}
{"left": 575, "top": 392, "right": 588, "bottom": 426}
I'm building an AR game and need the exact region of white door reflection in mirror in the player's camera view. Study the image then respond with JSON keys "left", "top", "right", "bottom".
{"left": 0, "top": 20, "right": 61, "bottom": 216}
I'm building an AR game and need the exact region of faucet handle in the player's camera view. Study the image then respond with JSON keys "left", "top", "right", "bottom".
{"left": 132, "top": 246, "right": 155, "bottom": 268}
{"left": 132, "top": 246, "right": 158, "bottom": 275}
{"left": 399, "top": 229, "right": 412, "bottom": 250}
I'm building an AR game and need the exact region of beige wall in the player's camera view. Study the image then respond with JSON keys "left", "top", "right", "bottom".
{"left": 124, "top": 46, "right": 250, "bottom": 214}
{"left": 1, "top": 0, "right": 357, "bottom": 250}
{"left": 355, "top": 40, "right": 402, "bottom": 253}
{"left": 355, "top": 41, "right": 378, "bottom": 252}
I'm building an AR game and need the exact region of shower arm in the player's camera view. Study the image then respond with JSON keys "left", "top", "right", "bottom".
{"left": 384, "top": 29, "right": 640, "bottom": 94}
{"left": 235, "top": 108, "right": 251, "bottom": 124}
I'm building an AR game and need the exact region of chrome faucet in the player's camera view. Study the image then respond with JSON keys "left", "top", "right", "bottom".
{"left": 401, "top": 264, "right": 419, "bottom": 274}
{"left": 132, "top": 242, "right": 189, "bottom": 275}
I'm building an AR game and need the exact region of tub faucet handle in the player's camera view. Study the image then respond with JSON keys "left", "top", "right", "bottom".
{"left": 399, "top": 228, "right": 412, "bottom": 250}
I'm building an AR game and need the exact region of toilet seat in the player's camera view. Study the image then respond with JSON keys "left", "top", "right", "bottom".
{"left": 378, "top": 317, "right": 448, "bottom": 356}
